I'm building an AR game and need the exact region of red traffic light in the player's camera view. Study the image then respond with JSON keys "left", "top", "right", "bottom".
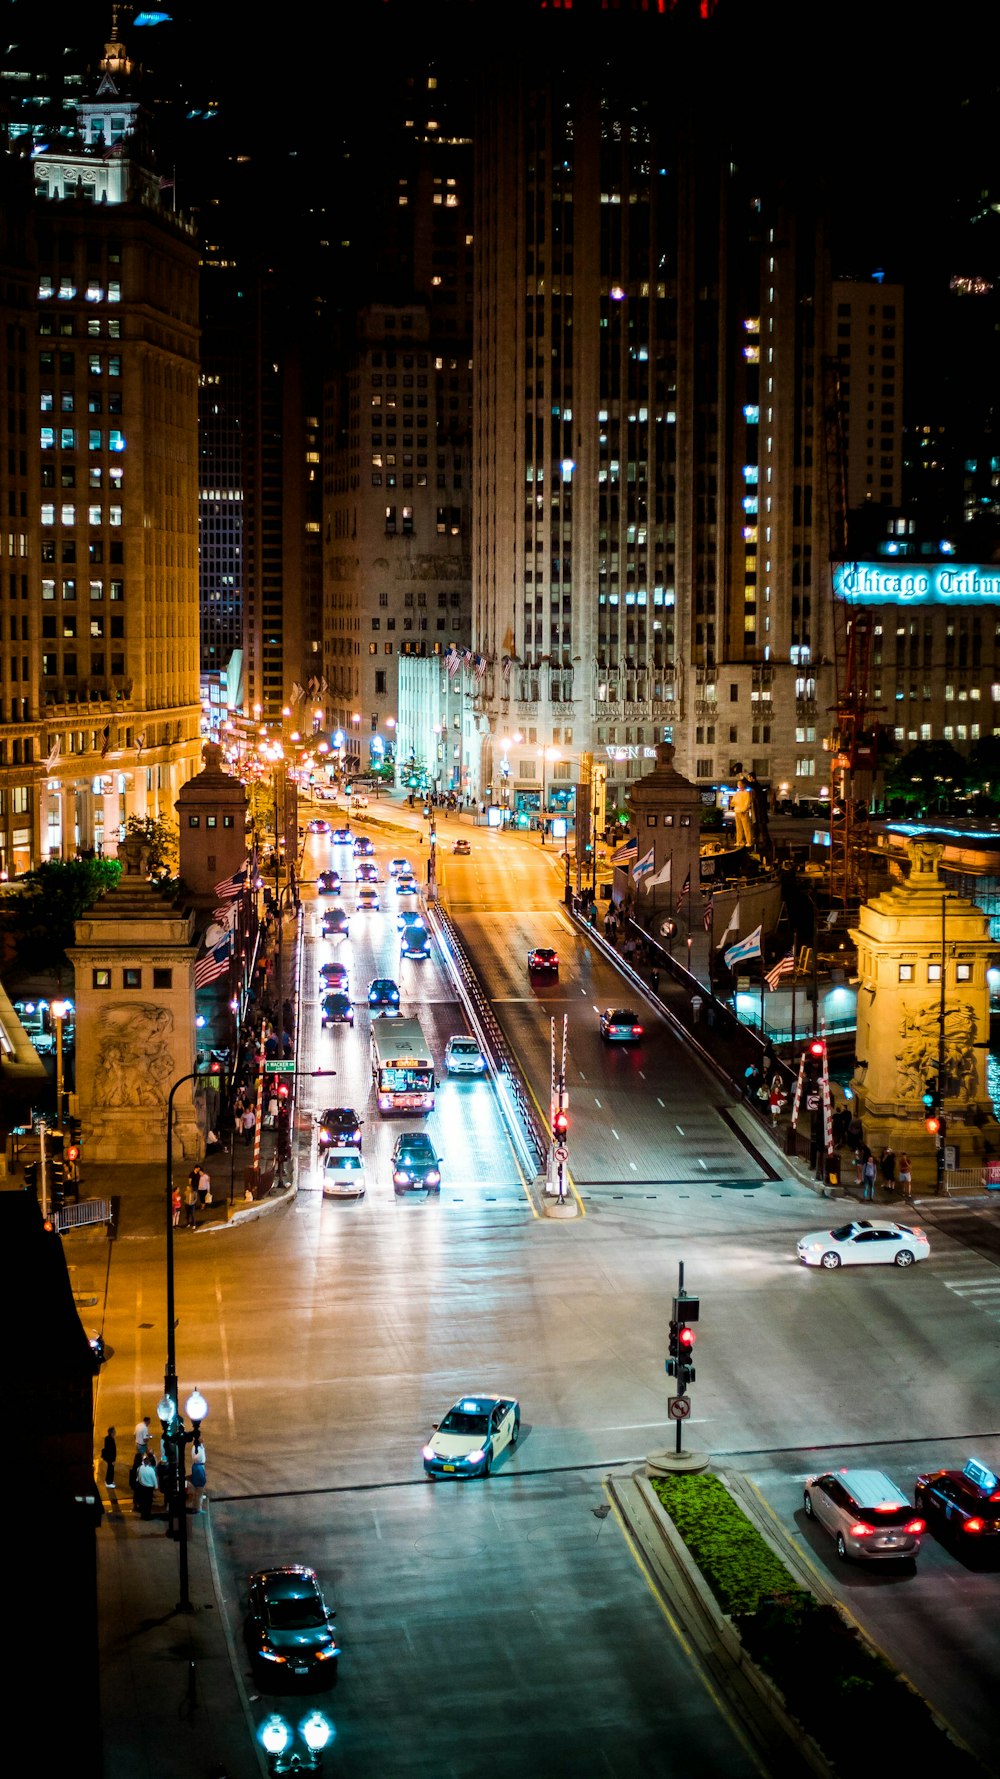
{"left": 678, "top": 1326, "right": 696, "bottom": 1351}
{"left": 66, "top": 1144, "right": 80, "bottom": 1162}
{"left": 925, "top": 1115, "right": 941, "bottom": 1135}
{"left": 277, "top": 1082, "right": 290, "bottom": 1100}
{"left": 808, "top": 1039, "right": 826, "bottom": 1058}
{"left": 553, "top": 1107, "right": 569, "bottom": 1138}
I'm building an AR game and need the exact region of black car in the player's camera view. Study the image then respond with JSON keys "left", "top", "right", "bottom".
{"left": 915, "top": 1458, "right": 1000, "bottom": 1561}
{"left": 319, "top": 961, "right": 349, "bottom": 991}
{"left": 368, "top": 977, "right": 401, "bottom": 1013}
{"left": 244, "top": 1566, "right": 339, "bottom": 1689}
{"left": 391, "top": 1132, "right": 442, "bottom": 1193}
{"left": 353, "top": 836, "right": 375, "bottom": 857}
{"left": 321, "top": 992, "right": 353, "bottom": 1028}
{"left": 528, "top": 946, "right": 559, "bottom": 979}
{"left": 318, "top": 1107, "right": 363, "bottom": 1148}
{"left": 356, "top": 860, "right": 379, "bottom": 883}
{"left": 317, "top": 870, "right": 341, "bottom": 894}
{"left": 322, "top": 907, "right": 349, "bottom": 938}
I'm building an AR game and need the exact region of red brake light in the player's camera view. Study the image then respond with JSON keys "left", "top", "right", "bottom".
{"left": 849, "top": 1522, "right": 874, "bottom": 1538}
{"left": 632, "top": 1025, "right": 643, "bottom": 1035}
{"left": 905, "top": 1518, "right": 925, "bottom": 1535}
{"left": 963, "top": 1517, "right": 985, "bottom": 1535}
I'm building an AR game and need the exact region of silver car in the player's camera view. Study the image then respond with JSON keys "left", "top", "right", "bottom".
{"left": 444, "top": 1035, "right": 486, "bottom": 1077}
{"left": 803, "top": 1469, "right": 924, "bottom": 1564}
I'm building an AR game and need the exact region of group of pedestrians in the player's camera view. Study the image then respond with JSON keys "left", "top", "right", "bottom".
{"left": 100, "top": 1415, "right": 208, "bottom": 1521}
{"left": 848, "top": 1138, "right": 911, "bottom": 1202}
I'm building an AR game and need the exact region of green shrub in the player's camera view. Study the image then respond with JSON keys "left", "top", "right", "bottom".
{"left": 650, "top": 1474, "right": 982, "bottom": 1777}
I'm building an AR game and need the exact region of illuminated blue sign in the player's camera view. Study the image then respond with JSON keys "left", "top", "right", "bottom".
{"left": 835, "top": 562, "right": 1000, "bottom": 605}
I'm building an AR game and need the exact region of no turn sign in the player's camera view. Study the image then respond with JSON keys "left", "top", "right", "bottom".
{"left": 554, "top": 1145, "right": 569, "bottom": 1164}
{"left": 667, "top": 1396, "right": 692, "bottom": 1420}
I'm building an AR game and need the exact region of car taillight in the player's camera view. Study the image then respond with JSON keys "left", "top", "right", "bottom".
{"left": 849, "top": 1522, "right": 874, "bottom": 1538}
{"left": 904, "top": 1518, "right": 925, "bottom": 1534}
{"left": 632, "top": 1025, "right": 643, "bottom": 1035}
{"left": 962, "top": 1517, "right": 984, "bottom": 1534}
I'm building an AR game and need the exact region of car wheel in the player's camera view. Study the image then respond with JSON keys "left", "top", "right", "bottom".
{"left": 820, "top": 1251, "right": 841, "bottom": 1269}
{"left": 510, "top": 1417, "right": 520, "bottom": 1448}
{"left": 836, "top": 1533, "right": 849, "bottom": 1562}
{"left": 803, "top": 1490, "right": 814, "bottom": 1518}
{"left": 894, "top": 1249, "right": 915, "bottom": 1267}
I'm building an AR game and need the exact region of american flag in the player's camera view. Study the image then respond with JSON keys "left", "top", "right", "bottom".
{"left": 446, "top": 648, "right": 461, "bottom": 679}
{"left": 702, "top": 895, "right": 714, "bottom": 932}
{"left": 765, "top": 948, "right": 796, "bottom": 991}
{"left": 501, "top": 655, "right": 512, "bottom": 682}
{"left": 100, "top": 724, "right": 111, "bottom": 758}
{"left": 135, "top": 732, "right": 146, "bottom": 758}
{"left": 610, "top": 834, "right": 638, "bottom": 866}
{"left": 474, "top": 654, "right": 488, "bottom": 682}
{"left": 214, "top": 864, "right": 247, "bottom": 900}
{"left": 194, "top": 934, "right": 231, "bottom": 988}
{"left": 675, "top": 870, "right": 691, "bottom": 913}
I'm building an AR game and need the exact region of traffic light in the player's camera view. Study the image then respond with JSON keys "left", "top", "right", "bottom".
{"left": 677, "top": 1323, "right": 697, "bottom": 1386}
{"left": 67, "top": 1116, "right": 82, "bottom": 1145}
{"left": 667, "top": 1320, "right": 679, "bottom": 1364}
{"left": 553, "top": 1105, "right": 568, "bottom": 1140}
{"left": 922, "top": 1077, "right": 938, "bottom": 1111}
{"left": 23, "top": 1161, "right": 37, "bottom": 1193}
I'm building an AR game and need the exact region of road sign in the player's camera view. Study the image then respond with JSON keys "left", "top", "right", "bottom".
{"left": 667, "top": 1395, "right": 692, "bottom": 1420}
{"left": 805, "top": 1091, "right": 820, "bottom": 1111}
{"left": 554, "top": 1145, "right": 569, "bottom": 1164}
{"left": 268, "top": 1059, "right": 296, "bottom": 1074}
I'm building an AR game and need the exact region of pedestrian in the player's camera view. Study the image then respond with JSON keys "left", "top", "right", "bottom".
{"left": 854, "top": 1146, "right": 866, "bottom": 1189}
{"left": 184, "top": 1177, "right": 198, "bottom": 1229}
{"left": 171, "top": 1185, "right": 182, "bottom": 1227}
{"left": 862, "top": 1149, "right": 877, "bottom": 1202}
{"left": 196, "top": 1162, "right": 212, "bottom": 1213}
{"left": 266, "top": 1091, "right": 279, "bottom": 1129}
{"left": 189, "top": 1439, "right": 207, "bottom": 1513}
{"left": 242, "top": 1105, "right": 256, "bottom": 1147}
{"left": 880, "top": 1145, "right": 896, "bottom": 1189}
{"left": 100, "top": 1426, "right": 117, "bottom": 1497}
{"left": 898, "top": 1151, "right": 912, "bottom": 1196}
{"left": 134, "top": 1415, "right": 152, "bottom": 1457}
{"left": 135, "top": 1451, "right": 158, "bottom": 1520}
{"left": 769, "top": 1080, "right": 785, "bottom": 1125}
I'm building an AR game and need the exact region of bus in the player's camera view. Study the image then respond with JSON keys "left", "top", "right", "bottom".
{"left": 371, "top": 1017, "right": 435, "bottom": 1114}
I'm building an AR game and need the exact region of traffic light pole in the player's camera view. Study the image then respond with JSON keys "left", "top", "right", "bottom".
{"left": 646, "top": 1260, "right": 707, "bottom": 1477}
{"left": 543, "top": 1014, "right": 577, "bottom": 1218}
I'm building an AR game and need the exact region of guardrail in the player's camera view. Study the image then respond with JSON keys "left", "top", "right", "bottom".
{"left": 427, "top": 905, "right": 548, "bottom": 1176}
{"left": 53, "top": 1197, "right": 112, "bottom": 1232}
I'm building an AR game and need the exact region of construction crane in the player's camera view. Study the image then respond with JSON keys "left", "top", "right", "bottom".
{"left": 822, "top": 358, "right": 880, "bottom": 907}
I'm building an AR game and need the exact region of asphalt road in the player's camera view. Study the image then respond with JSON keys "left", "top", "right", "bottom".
{"left": 87, "top": 806, "right": 1000, "bottom": 1775}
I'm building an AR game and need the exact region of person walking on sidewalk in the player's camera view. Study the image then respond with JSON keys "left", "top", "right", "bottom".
{"left": 100, "top": 1427, "right": 117, "bottom": 1503}
{"left": 862, "top": 1150, "right": 877, "bottom": 1202}
{"left": 171, "top": 1185, "right": 182, "bottom": 1227}
{"left": 184, "top": 1176, "right": 198, "bottom": 1229}
{"left": 898, "top": 1151, "right": 912, "bottom": 1197}
{"left": 880, "top": 1145, "right": 896, "bottom": 1190}
{"left": 242, "top": 1104, "right": 256, "bottom": 1147}
{"left": 135, "top": 1451, "right": 158, "bottom": 1520}
{"left": 196, "top": 1162, "right": 211, "bottom": 1214}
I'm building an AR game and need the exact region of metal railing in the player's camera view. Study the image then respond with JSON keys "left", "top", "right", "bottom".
{"left": 427, "top": 905, "right": 548, "bottom": 1174}
{"left": 52, "top": 1197, "right": 111, "bottom": 1232}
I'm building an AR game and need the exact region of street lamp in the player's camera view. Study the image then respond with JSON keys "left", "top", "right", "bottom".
{"left": 50, "top": 997, "right": 72, "bottom": 1129}
{"left": 259, "top": 1711, "right": 334, "bottom": 1773}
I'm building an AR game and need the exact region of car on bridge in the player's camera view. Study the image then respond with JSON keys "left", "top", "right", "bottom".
{"left": 444, "top": 1035, "right": 486, "bottom": 1077}
{"left": 353, "top": 835, "right": 375, "bottom": 857}
{"left": 453, "top": 838, "right": 471, "bottom": 856}
{"left": 368, "top": 978, "right": 401, "bottom": 1014}
{"left": 528, "top": 946, "right": 559, "bottom": 980}
{"left": 599, "top": 1007, "right": 644, "bottom": 1042}
{"left": 317, "top": 1107, "right": 363, "bottom": 1148}
{"left": 319, "top": 961, "right": 349, "bottom": 992}
{"left": 306, "top": 818, "right": 330, "bottom": 835}
{"left": 322, "top": 1148, "right": 366, "bottom": 1199}
{"left": 331, "top": 826, "right": 353, "bottom": 845}
{"left": 391, "top": 1132, "right": 441, "bottom": 1193}
{"left": 422, "top": 1394, "right": 520, "bottom": 1479}
{"left": 317, "top": 870, "right": 341, "bottom": 894}
{"left": 320, "top": 991, "right": 354, "bottom": 1028}
{"left": 321, "top": 906, "right": 349, "bottom": 938}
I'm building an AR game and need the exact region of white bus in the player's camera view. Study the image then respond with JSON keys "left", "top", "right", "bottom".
{"left": 370, "top": 1017, "right": 435, "bottom": 1113}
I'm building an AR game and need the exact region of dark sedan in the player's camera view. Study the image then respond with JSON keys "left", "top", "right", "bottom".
{"left": 321, "top": 992, "right": 353, "bottom": 1028}
{"left": 915, "top": 1458, "right": 1000, "bottom": 1562}
{"left": 318, "top": 1106, "right": 363, "bottom": 1148}
{"left": 317, "top": 870, "right": 341, "bottom": 894}
{"left": 368, "top": 977, "right": 401, "bottom": 1014}
{"left": 599, "top": 1007, "right": 644, "bottom": 1042}
{"left": 244, "top": 1566, "right": 339, "bottom": 1689}
{"left": 331, "top": 827, "right": 353, "bottom": 845}
{"left": 527, "top": 946, "right": 559, "bottom": 979}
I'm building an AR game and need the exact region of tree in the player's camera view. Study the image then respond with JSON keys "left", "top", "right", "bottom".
{"left": 124, "top": 813, "right": 178, "bottom": 879}
{"left": 882, "top": 741, "right": 969, "bottom": 815}
{"left": 1, "top": 858, "right": 121, "bottom": 977}
{"left": 966, "top": 736, "right": 1000, "bottom": 810}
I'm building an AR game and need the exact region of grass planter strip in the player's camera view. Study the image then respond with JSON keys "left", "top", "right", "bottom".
{"left": 651, "top": 1473, "right": 982, "bottom": 1778}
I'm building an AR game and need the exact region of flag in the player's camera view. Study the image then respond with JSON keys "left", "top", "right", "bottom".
{"left": 212, "top": 902, "right": 239, "bottom": 929}
{"left": 632, "top": 846, "right": 655, "bottom": 883}
{"left": 44, "top": 735, "right": 61, "bottom": 772}
{"left": 474, "top": 654, "right": 488, "bottom": 682}
{"left": 194, "top": 934, "right": 231, "bottom": 988}
{"left": 702, "top": 896, "right": 715, "bottom": 932}
{"left": 610, "top": 834, "right": 638, "bottom": 866}
{"left": 290, "top": 681, "right": 305, "bottom": 702}
{"left": 501, "top": 655, "right": 512, "bottom": 682}
{"left": 715, "top": 901, "right": 740, "bottom": 945}
{"left": 642, "top": 856, "right": 672, "bottom": 892}
{"left": 445, "top": 647, "right": 461, "bottom": 678}
{"left": 675, "top": 870, "right": 691, "bottom": 913}
{"left": 135, "top": 732, "right": 146, "bottom": 758}
{"left": 826, "top": 908, "right": 839, "bottom": 928}
{"left": 724, "top": 924, "right": 763, "bottom": 969}
{"left": 100, "top": 724, "right": 111, "bottom": 758}
{"left": 765, "top": 948, "right": 796, "bottom": 991}
{"left": 214, "top": 865, "right": 247, "bottom": 900}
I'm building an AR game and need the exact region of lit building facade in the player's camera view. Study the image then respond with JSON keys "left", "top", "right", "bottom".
{"left": 832, "top": 276, "right": 904, "bottom": 513}
{"left": 471, "top": 16, "right": 836, "bottom": 817}
{"left": 0, "top": 31, "right": 202, "bottom": 869}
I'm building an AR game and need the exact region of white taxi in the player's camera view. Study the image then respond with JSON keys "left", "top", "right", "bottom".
{"left": 422, "top": 1394, "right": 520, "bottom": 1479}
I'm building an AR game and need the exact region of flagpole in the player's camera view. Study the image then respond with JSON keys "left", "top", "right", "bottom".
{"left": 760, "top": 952, "right": 765, "bottom": 1036}
{"left": 790, "top": 932, "right": 797, "bottom": 1047}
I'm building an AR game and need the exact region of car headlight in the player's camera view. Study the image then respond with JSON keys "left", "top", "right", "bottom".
{"left": 466, "top": 1449, "right": 485, "bottom": 1465}
{"left": 394, "top": 1170, "right": 411, "bottom": 1184}
{"left": 314, "top": 1642, "right": 339, "bottom": 1661}
{"left": 258, "top": 1648, "right": 288, "bottom": 1664}
{"left": 425, "top": 1170, "right": 440, "bottom": 1184}
{"left": 422, "top": 1444, "right": 436, "bottom": 1460}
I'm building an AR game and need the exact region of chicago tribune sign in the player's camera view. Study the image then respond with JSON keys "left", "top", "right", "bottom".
{"left": 835, "top": 562, "right": 1000, "bottom": 606}
{"left": 604, "top": 746, "right": 658, "bottom": 761}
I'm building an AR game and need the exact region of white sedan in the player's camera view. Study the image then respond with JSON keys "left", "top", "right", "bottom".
{"left": 796, "top": 1219, "right": 930, "bottom": 1270}
{"left": 423, "top": 1394, "right": 520, "bottom": 1479}
{"left": 322, "top": 1149, "right": 366, "bottom": 1198}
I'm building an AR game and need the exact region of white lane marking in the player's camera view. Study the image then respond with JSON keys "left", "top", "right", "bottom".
{"left": 657, "top": 1097, "right": 665, "bottom": 1107}
{"left": 630, "top": 1161, "right": 637, "bottom": 1171}
{"left": 676, "top": 1125, "right": 684, "bottom": 1135}
{"left": 612, "top": 1129, "right": 620, "bottom": 1141}
{"left": 594, "top": 1098, "right": 602, "bottom": 1109}
{"left": 698, "top": 1158, "right": 706, "bottom": 1169}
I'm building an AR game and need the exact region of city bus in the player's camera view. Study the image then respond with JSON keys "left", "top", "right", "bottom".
{"left": 370, "top": 1017, "right": 435, "bottom": 1114}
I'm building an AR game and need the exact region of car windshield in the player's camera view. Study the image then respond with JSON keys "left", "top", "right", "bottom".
{"left": 831, "top": 1223, "right": 861, "bottom": 1241}
{"left": 451, "top": 1041, "right": 479, "bottom": 1055}
{"left": 852, "top": 1502, "right": 915, "bottom": 1527}
{"left": 266, "top": 1597, "right": 326, "bottom": 1630}
{"left": 609, "top": 1010, "right": 637, "bottom": 1021}
{"left": 328, "top": 1153, "right": 362, "bottom": 1170}
{"left": 439, "top": 1410, "right": 489, "bottom": 1437}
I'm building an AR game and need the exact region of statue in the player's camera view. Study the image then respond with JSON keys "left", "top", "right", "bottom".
{"left": 895, "top": 1001, "right": 977, "bottom": 1103}
{"left": 93, "top": 1005, "right": 176, "bottom": 1108}
{"left": 908, "top": 839, "right": 944, "bottom": 881}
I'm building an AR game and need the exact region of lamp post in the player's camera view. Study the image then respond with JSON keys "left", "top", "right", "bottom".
{"left": 259, "top": 1710, "right": 334, "bottom": 1773}
{"left": 50, "top": 997, "right": 71, "bottom": 1129}
{"left": 537, "top": 746, "right": 560, "bottom": 844}
{"left": 163, "top": 1069, "right": 215, "bottom": 1610}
